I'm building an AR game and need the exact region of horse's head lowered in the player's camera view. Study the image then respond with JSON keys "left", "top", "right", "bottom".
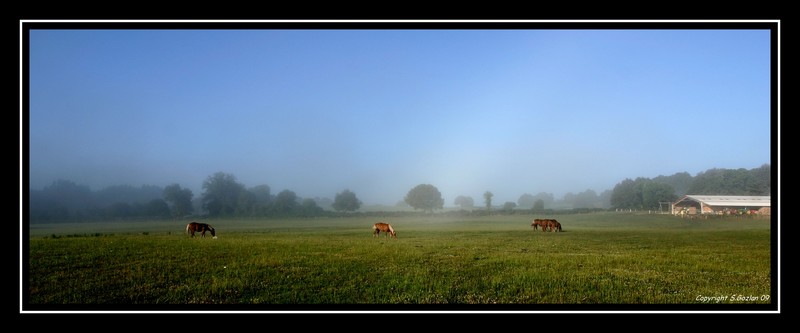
{"left": 187, "top": 222, "right": 218, "bottom": 239}
{"left": 372, "top": 222, "right": 396, "bottom": 238}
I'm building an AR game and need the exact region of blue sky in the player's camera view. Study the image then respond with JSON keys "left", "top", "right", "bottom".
{"left": 26, "top": 24, "right": 773, "bottom": 206}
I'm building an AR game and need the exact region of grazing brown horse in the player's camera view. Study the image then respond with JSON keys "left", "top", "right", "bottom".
{"left": 531, "top": 219, "right": 547, "bottom": 231}
{"left": 186, "top": 222, "right": 217, "bottom": 239}
{"left": 531, "top": 219, "right": 562, "bottom": 232}
{"left": 547, "top": 219, "right": 562, "bottom": 232}
{"left": 372, "top": 222, "right": 397, "bottom": 238}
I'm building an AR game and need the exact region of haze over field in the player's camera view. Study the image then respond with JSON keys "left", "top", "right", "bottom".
{"left": 25, "top": 22, "right": 773, "bottom": 206}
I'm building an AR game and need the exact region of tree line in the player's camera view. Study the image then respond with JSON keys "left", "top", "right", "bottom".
{"left": 28, "top": 172, "right": 364, "bottom": 222}
{"left": 27, "top": 164, "right": 770, "bottom": 222}
{"left": 609, "top": 164, "right": 770, "bottom": 210}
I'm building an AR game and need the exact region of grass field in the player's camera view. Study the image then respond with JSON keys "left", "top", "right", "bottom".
{"left": 25, "top": 212, "right": 774, "bottom": 311}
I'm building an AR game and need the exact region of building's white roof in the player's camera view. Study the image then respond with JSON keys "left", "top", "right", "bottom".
{"left": 675, "top": 195, "right": 771, "bottom": 207}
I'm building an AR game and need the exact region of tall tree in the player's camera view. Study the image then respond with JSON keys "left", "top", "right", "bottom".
{"left": 250, "top": 184, "right": 272, "bottom": 203}
{"left": 502, "top": 201, "right": 517, "bottom": 213}
{"left": 517, "top": 193, "right": 536, "bottom": 208}
{"left": 611, "top": 178, "right": 644, "bottom": 209}
{"left": 272, "top": 189, "right": 298, "bottom": 214}
{"left": 248, "top": 184, "right": 273, "bottom": 215}
{"left": 300, "top": 198, "right": 323, "bottom": 217}
{"left": 201, "top": 172, "right": 246, "bottom": 217}
{"left": 163, "top": 184, "right": 194, "bottom": 218}
{"left": 612, "top": 178, "right": 676, "bottom": 210}
{"left": 332, "top": 189, "right": 362, "bottom": 212}
{"left": 533, "top": 199, "right": 545, "bottom": 211}
{"left": 652, "top": 172, "right": 693, "bottom": 197}
{"left": 235, "top": 190, "right": 257, "bottom": 216}
{"left": 641, "top": 182, "right": 677, "bottom": 210}
{"left": 144, "top": 199, "right": 171, "bottom": 218}
{"left": 484, "top": 191, "right": 493, "bottom": 211}
{"left": 747, "top": 164, "right": 771, "bottom": 195}
{"left": 404, "top": 184, "right": 444, "bottom": 213}
{"left": 597, "top": 190, "right": 613, "bottom": 209}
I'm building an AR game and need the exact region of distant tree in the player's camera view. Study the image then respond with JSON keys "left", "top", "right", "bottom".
{"left": 332, "top": 189, "right": 362, "bottom": 212}
{"left": 533, "top": 199, "right": 545, "bottom": 211}
{"left": 502, "top": 201, "right": 517, "bottom": 213}
{"left": 247, "top": 185, "right": 274, "bottom": 215}
{"left": 747, "top": 164, "right": 771, "bottom": 195}
{"left": 107, "top": 202, "right": 132, "bottom": 218}
{"left": 687, "top": 168, "right": 753, "bottom": 195}
{"left": 235, "top": 190, "right": 258, "bottom": 216}
{"left": 517, "top": 193, "right": 536, "bottom": 208}
{"left": 144, "top": 199, "right": 171, "bottom": 218}
{"left": 163, "top": 184, "right": 194, "bottom": 218}
{"left": 313, "top": 197, "right": 333, "bottom": 210}
{"left": 652, "top": 171, "right": 693, "bottom": 197}
{"left": 272, "top": 189, "right": 299, "bottom": 214}
{"left": 597, "top": 190, "right": 613, "bottom": 209}
{"left": 561, "top": 192, "right": 576, "bottom": 207}
{"left": 611, "top": 178, "right": 645, "bottom": 209}
{"left": 686, "top": 169, "right": 715, "bottom": 194}
{"left": 532, "top": 192, "right": 554, "bottom": 207}
{"left": 724, "top": 168, "right": 750, "bottom": 195}
{"left": 454, "top": 195, "right": 475, "bottom": 209}
{"left": 29, "top": 188, "right": 69, "bottom": 222}
{"left": 95, "top": 184, "right": 163, "bottom": 208}
{"left": 300, "top": 198, "right": 324, "bottom": 216}
{"left": 201, "top": 172, "right": 246, "bottom": 217}
{"left": 611, "top": 177, "right": 676, "bottom": 210}
{"left": 404, "top": 184, "right": 444, "bottom": 213}
{"left": 573, "top": 189, "right": 599, "bottom": 209}
{"left": 250, "top": 184, "right": 272, "bottom": 203}
{"left": 483, "top": 191, "right": 493, "bottom": 211}
{"left": 41, "top": 179, "right": 94, "bottom": 217}
{"left": 641, "top": 182, "right": 677, "bottom": 210}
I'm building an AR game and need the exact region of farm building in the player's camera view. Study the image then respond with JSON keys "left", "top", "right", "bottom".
{"left": 671, "top": 195, "right": 771, "bottom": 216}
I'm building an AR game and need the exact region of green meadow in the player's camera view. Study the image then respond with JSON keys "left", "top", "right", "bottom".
{"left": 26, "top": 213, "right": 773, "bottom": 309}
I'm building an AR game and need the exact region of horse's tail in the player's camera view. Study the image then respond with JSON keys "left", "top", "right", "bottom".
{"left": 186, "top": 223, "right": 191, "bottom": 235}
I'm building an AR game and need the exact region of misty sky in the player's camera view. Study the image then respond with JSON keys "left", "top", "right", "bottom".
{"left": 25, "top": 22, "right": 773, "bottom": 206}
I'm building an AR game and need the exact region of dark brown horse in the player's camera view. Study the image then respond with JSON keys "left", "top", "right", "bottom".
{"left": 372, "top": 222, "right": 396, "bottom": 238}
{"left": 186, "top": 222, "right": 217, "bottom": 238}
{"left": 547, "top": 219, "right": 562, "bottom": 232}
